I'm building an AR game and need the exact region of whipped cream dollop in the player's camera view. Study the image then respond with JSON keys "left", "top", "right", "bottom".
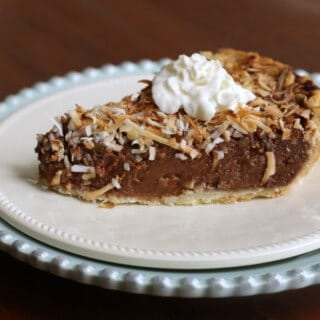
{"left": 152, "top": 53, "right": 255, "bottom": 121}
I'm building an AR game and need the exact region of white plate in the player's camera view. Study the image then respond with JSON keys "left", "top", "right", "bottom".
{"left": 1, "top": 70, "right": 320, "bottom": 270}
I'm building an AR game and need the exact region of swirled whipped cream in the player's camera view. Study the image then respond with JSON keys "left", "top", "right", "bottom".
{"left": 152, "top": 53, "right": 255, "bottom": 121}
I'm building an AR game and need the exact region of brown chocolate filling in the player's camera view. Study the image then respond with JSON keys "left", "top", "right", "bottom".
{"left": 36, "top": 129, "right": 310, "bottom": 198}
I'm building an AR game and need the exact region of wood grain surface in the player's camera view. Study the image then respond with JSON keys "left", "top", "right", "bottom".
{"left": 1, "top": 0, "right": 320, "bottom": 319}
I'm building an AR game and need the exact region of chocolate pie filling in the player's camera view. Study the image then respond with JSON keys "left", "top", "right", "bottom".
{"left": 36, "top": 129, "right": 309, "bottom": 198}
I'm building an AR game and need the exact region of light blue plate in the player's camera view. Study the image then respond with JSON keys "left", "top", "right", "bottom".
{"left": 1, "top": 60, "right": 320, "bottom": 298}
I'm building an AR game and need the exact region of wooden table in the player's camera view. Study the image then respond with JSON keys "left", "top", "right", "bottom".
{"left": 1, "top": 1, "right": 320, "bottom": 318}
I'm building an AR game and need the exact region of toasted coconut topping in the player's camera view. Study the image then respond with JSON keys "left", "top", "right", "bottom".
{"left": 37, "top": 49, "right": 320, "bottom": 199}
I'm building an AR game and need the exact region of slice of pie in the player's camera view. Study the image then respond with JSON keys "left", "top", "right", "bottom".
{"left": 35, "top": 49, "right": 320, "bottom": 205}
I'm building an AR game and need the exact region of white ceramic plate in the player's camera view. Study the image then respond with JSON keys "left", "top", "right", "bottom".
{"left": 1, "top": 65, "right": 320, "bottom": 270}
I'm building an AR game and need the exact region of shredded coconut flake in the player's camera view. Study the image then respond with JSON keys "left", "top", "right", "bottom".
{"left": 64, "top": 156, "right": 71, "bottom": 168}
{"left": 261, "top": 151, "right": 276, "bottom": 184}
{"left": 180, "top": 139, "right": 187, "bottom": 149}
{"left": 156, "top": 111, "right": 168, "bottom": 119}
{"left": 131, "top": 92, "right": 140, "bottom": 101}
{"left": 175, "top": 153, "right": 188, "bottom": 160}
{"left": 232, "top": 130, "right": 243, "bottom": 138}
{"left": 123, "top": 162, "right": 130, "bottom": 171}
{"left": 49, "top": 117, "right": 64, "bottom": 137}
{"left": 51, "top": 170, "right": 62, "bottom": 186}
{"left": 217, "top": 150, "right": 225, "bottom": 160}
{"left": 106, "top": 106, "right": 126, "bottom": 115}
{"left": 105, "top": 142, "right": 123, "bottom": 152}
{"left": 205, "top": 137, "right": 224, "bottom": 154}
{"left": 111, "top": 176, "right": 121, "bottom": 189}
{"left": 68, "top": 109, "right": 82, "bottom": 127}
{"left": 135, "top": 155, "right": 143, "bottom": 163}
{"left": 85, "top": 125, "right": 92, "bottom": 136}
{"left": 149, "top": 146, "right": 156, "bottom": 161}
{"left": 147, "top": 118, "right": 163, "bottom": 128}
{"left": 71, "top": 165, "right": 94, "bottom": 173}
{"left": 190, "top": 149, "right": 199, "bottom": 159}
{"left": 131, "top": 149, "right": 146, "bottom": 154}
{"left": 301, "top": 109, "right": 311, "bottom": 119}
{"left": 83, "top": 183, "right": 114, "bottom": 201}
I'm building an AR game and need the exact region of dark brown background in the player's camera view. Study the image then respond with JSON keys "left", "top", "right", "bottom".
{"left": 1, "top": 0, "right": 320, "bottom": 319}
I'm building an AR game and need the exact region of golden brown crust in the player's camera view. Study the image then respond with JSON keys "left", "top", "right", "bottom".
{"left": 48, "top": 184, "right": 287, "bottom": 205}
